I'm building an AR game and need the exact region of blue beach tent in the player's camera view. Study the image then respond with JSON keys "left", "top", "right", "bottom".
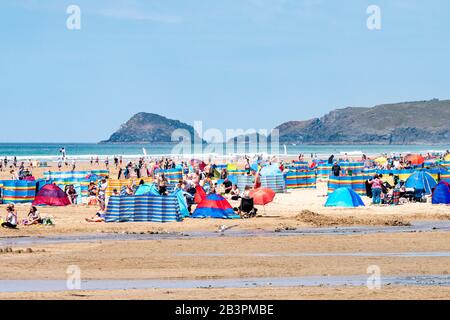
{"left": 432, "top": 181, "right": 450, "bottom": 205}
{"left": 405, "top": 171, "right": 437, "bottom": 195}
{"left": 325, "top": 187, "right": 365, "bottom": 208}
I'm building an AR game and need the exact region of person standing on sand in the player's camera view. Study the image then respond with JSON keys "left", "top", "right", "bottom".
{"left": 157, "top": 173, "right": 168, "bottom": 195}
{"left": 98, "top": 178, "right": 108, "bottom": 212}
{"left": 331, "top": 161, "right": 341, "bottom": 177}
{"left": 59, "top": 147, "right": 66, "bottom": 160}
{"left": 368, "top": 174, "right": 383, "bottom": 205}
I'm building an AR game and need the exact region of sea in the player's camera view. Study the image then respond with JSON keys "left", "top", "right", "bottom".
{"left": 0, "top": 143, "right": 449, "bottom": 161}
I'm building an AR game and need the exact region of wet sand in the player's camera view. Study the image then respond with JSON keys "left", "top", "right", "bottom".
{"left": 2, "top": 285, "right": 449, "bottom": 300}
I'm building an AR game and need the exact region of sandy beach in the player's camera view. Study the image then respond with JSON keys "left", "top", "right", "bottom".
{"left": 0, "top": 161, "right": 449, "bottom": 300}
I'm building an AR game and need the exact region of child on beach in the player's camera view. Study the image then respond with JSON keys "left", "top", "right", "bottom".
{"left": 2, "top": 204, "right": 18, "bottom": 229}
{"left": 23, "top": 206, "right": 43, "bottom": 225}
{"left": 10, "top": 170, "right": 18, "bottom": 180}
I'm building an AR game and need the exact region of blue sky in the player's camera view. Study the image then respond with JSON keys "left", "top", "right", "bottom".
{"left": 0, "top": 0, "right": 449, "bottom": 142}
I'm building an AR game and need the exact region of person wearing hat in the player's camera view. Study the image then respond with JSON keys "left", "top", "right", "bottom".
{"left": 2, "top": 204, "right": 18, "bottom": 229}
{"left": 332, "top": 161, "right": 341, "bottom": 177}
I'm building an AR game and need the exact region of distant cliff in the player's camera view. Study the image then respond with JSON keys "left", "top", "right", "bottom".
{"left": 100, "top": 112, "right": 204, "bottom": 144}
{"left": 274, "top": 99, "right": 450, "bottom": 144}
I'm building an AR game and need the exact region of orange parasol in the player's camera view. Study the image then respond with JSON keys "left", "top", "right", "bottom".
{"left": 405, "top": 154, "right": 425, "bottom": 165}
{"left": 249, "top": 188, "right": 276, "bottom": 206}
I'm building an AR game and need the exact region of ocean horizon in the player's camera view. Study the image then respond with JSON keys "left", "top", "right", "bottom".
{"left": 1, "top": 142, "right": 449, "bottom": 161}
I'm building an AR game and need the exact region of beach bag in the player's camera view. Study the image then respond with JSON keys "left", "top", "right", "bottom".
{"left": 42, "top": 217, "right": 54, "bottom": 225}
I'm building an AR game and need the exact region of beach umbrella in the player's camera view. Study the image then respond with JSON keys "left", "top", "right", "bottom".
{"left": 405, "top": 154, "right": 425, "bottom": 165}
{"left": 249, "top": 188, "right": 276, "bottom": 205}
{"left": 374, "top": 157, "right": 387, "bottom": 165}
{"left": 445, "top": 154, "right": 450, "bottom": 161}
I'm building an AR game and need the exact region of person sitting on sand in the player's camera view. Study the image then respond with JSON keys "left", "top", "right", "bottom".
{"left": 88, "top": 181, "right": 97, "bottom": 195}
{"left": 222, "top": 178, "right": 233, "bottom": 195}
{"left": 200, "top": 175, "right": 212, "bottom": 194}
{"left": 85, "top": 211, "right": 106, "bottom": 223}
{"left": 66, "top": 185, "right": 78, "bottom": 204}
{"left": 125, "top": 183, "right": 134, "bottom": 196}
{"left": 10, "top": 170, "right": 18, "bottom": 180}
{"left": 2, "top": 204, "right": 18, "bottom": 229}
{"left": 87, "top": 182, "right": 98, "bottom": 205}
{"left": 24, "top": 206, "right": 42, "bottom": 225}
{"left": 208, "top": 184, "right": 217, "bottom": 195}
{"left": 235, "top": 186, "right": 257, "bottom": 218}
{"left": 220, "top": 168, "right": 228, "bottom": 180}
{"left": 230, "top": 184, "right": 240, "bottom": 201}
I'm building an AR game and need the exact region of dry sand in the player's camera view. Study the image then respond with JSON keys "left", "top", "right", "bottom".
{"left": 0, "top": 162, "right": 449, "bottom": 299}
